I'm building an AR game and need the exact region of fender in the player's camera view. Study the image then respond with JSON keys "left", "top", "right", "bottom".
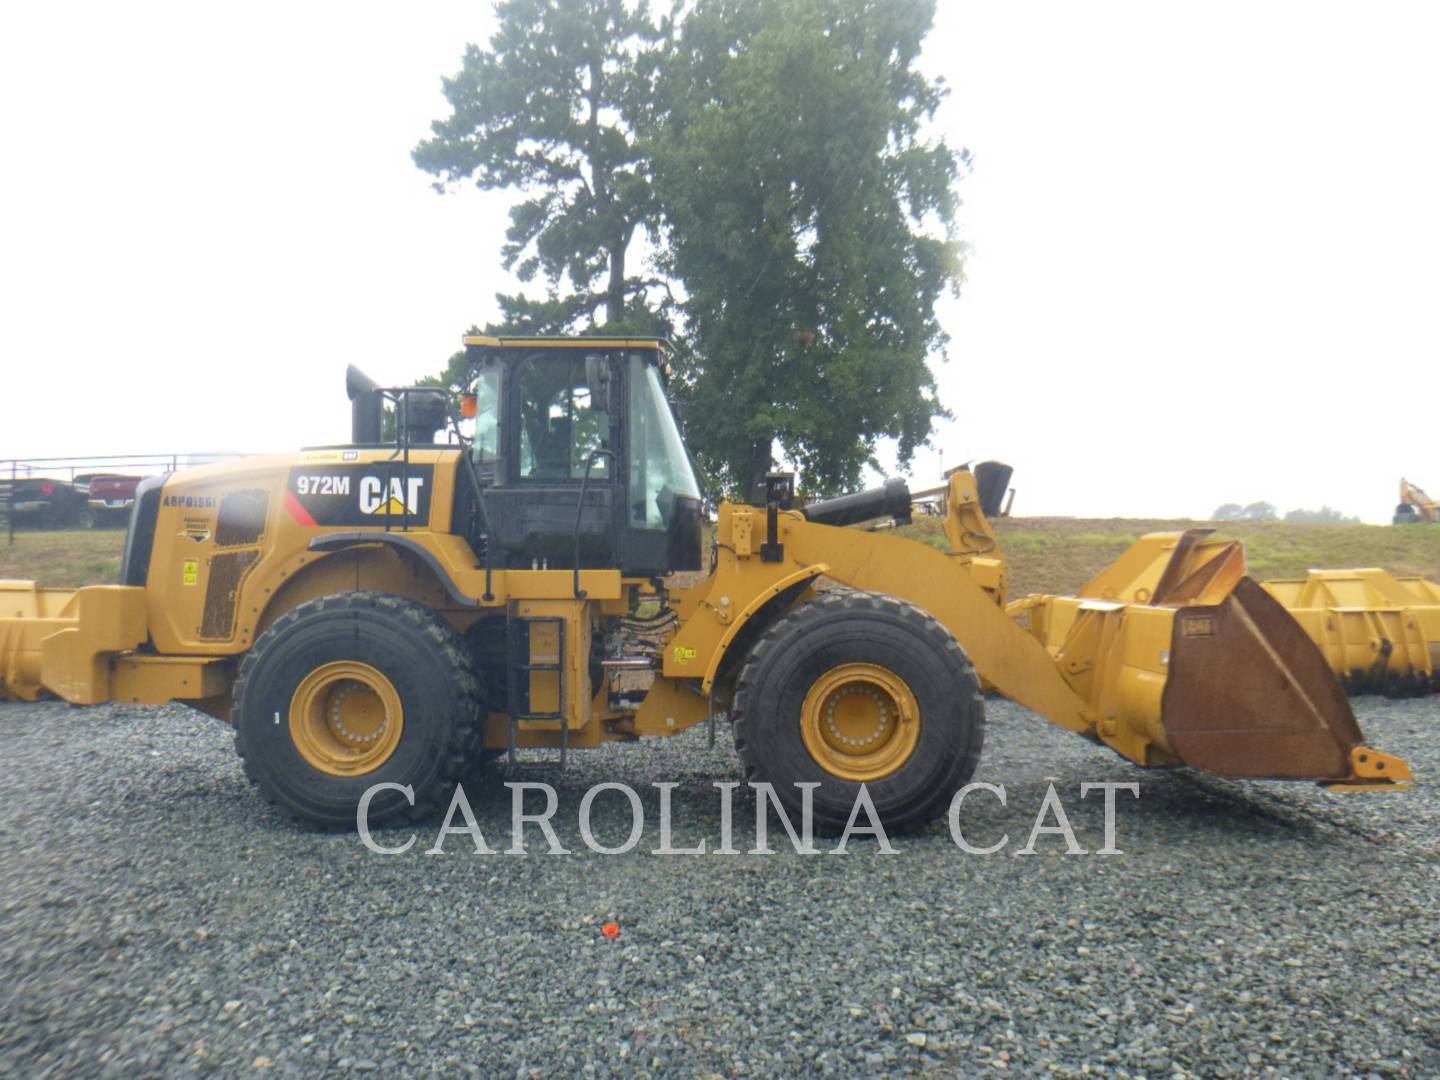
{"left": 308, "top": 532, "right": 479, "bottom": 608}
{"left": 700, "top": 562, "right": 829, "bottom": 692}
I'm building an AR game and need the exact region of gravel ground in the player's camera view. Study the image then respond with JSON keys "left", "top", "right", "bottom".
{"left": 1, "top": 694, "right": 1437, "bottom": 1078}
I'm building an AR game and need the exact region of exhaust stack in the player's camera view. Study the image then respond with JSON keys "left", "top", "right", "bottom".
{"left": 346, "top": 365, "right": 382, "bottom": 444}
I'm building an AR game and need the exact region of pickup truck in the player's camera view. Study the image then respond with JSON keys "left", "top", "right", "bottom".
{"left": 80, "top": 473, "right": 142, "bottom": 517}
{"left": 0, "top": 477, "right": 95, "bottom": 529}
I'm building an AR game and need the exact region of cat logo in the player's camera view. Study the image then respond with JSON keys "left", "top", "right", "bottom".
{"left": 359, "top": 475, "right": 426, "bottom": 516}
{"left": 285, "top": 463, "right": 433, "bottom": 527}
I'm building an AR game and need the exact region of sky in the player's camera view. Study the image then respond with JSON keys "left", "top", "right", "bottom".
{"left": 1, "top": 1, "right": 1436, "bottom": 521}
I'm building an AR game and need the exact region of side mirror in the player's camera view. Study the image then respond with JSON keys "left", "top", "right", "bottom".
{"left": 585, "top": 355, "right": 611, "bottom": 399}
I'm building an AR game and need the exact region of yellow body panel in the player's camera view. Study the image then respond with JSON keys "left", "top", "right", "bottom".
{"left": 626, "top": 675, "right": 710, "bottom": 738}
{"left": 110, "top": 655, "right": 230, "bottom": 705}
{"left": 139, "top": 449, "right": 465, "bottom": 655}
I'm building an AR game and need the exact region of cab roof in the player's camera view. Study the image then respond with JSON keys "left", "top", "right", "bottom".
{"left": 462, "top": 335, "right": 668, "bottom": 352}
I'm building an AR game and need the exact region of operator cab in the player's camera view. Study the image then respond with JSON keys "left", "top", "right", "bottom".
{"left": 458, "top": 336, "right": 703, "bottom": 577}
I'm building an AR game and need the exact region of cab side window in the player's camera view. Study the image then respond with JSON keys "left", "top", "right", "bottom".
{"left": 515, "top": 354, "right": 611, "bottom": 480}
{"left": 469, "top": 366, "right": 501, "bottom": 463}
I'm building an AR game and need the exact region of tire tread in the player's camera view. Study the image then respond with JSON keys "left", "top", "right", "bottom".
{"left": 731, "top": 587, "right": 984, "bottom": 834}
{"left": 232, "top": 591, "right": 485, "bottom": 828}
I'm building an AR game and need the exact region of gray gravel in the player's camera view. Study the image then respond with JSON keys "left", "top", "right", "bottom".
{"left": 1, "top": 694, "right": 1437, "bottom": 1078}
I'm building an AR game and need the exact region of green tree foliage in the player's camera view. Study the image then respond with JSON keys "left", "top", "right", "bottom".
{"left": 1212, "top": 501, "right": 1278, "bottom": 522}
{"left": 416, "top": 0, "right": 963, "bottom": 497}
{"left": 1283, "top": 506, "right": 1361, "bottom": 525}
{"left": 414, "top": 0, "right": 667, "bottom": 332}
{"left": 654, "top": 0, "right": 964, "bottom": 496}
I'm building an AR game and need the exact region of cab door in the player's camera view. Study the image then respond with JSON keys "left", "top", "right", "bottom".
{"left": 484, "top": 348, "right": 621, "bottom": 570}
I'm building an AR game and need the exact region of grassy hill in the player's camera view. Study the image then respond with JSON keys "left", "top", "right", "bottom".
{"left": 900, "top": 516, "right": 1440, "bottom": 598}
{"left": 4, "top": 518, "right": 1440, "bottom": 597}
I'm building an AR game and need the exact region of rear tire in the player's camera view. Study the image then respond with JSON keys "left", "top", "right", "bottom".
{"left": 733, "top": 589, "right": 984, "bottom": 836}
{"left": 233, "top": 591, "right": 486, "bottom": 829}
{"left": 1394, "top": 504, "right": 1420, "bottom": 525}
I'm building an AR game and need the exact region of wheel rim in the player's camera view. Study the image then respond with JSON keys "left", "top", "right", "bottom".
{"left": 799, "top": 662, "right": 920, "bottom": 781}
{"left": 289, "top": 661, "right": 404, "bottom": 776}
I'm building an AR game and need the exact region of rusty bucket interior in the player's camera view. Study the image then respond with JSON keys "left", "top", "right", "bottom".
{"left": 1162, "top": 577, "right": 1367, "bottom": 779}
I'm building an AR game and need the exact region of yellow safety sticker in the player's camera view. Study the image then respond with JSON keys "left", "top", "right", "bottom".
{"left": 673, "top": 645, "right": 697, "bottom": 665}
{"left": 183, "top": 559, "right": 199, "bottom": 586}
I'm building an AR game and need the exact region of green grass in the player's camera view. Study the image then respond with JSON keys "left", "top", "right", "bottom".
{"left": 0, "top": 529, "right": 126, "bottom": 587}
{"left": 897, "top": 516, "right": 1440, "bottom": 598}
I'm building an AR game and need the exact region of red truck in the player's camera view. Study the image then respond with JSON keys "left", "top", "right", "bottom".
{"left": 77, "top": 473, "right": 143, "bottom": 524}
{"left": 81, "top": 474, "right": 141, "bottom": 512}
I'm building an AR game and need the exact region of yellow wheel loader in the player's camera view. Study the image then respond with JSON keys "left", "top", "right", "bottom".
{"left": 0, "top": 337, "right": 1412, "bottom": 831}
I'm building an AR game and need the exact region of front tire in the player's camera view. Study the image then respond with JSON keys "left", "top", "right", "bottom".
{"left": 233, "top": 591, "right": 486, "bottom": 828}
{"left": 732, "top": 590, "right": 984, "bottom": 835}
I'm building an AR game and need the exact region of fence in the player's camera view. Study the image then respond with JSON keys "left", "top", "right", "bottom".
{"left": 1, "top": 453, "right": 243, "bottom": 545}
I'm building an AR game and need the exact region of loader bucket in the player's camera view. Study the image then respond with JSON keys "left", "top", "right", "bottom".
{"left": 1162, "top": 578, "right": 1366, "bottom": 779}
{"left": 1261, "top": 570, "right": 1440, "bottom": 697}
{"left": 1012, "top": 530, "right": 1412, "bottom": 789}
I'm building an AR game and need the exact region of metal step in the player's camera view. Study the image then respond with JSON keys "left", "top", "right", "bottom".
{"left": 506, "top": 612, "right": 568, "bottom": 768}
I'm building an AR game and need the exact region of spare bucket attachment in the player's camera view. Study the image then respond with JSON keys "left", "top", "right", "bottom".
{"left": 1010, "top": 530, "right": 1412, "bottom": 790}
{"left": 1261, "top": 570, "right": 1440, "bottom": 697}
{"left": 0, "top": 581, "right": 228, "bottom": 708}
{"left": 1, "top": 582, "right": 142, "bottom": 704}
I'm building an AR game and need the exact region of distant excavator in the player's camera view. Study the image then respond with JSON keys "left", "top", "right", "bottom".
{"left": 1394, "top": 478, "right": 1439, "bottom": 525}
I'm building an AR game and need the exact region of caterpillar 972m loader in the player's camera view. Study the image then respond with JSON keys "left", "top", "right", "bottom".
{"left": 0, "top": 337, "right": 1412, "bottom": 830}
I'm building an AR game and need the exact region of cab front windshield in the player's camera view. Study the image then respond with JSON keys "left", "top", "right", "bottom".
{"left": 628, "top": 354, "right": 701, "bottom": 529}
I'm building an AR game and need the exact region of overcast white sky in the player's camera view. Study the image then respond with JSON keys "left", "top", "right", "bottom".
{"left": 2, "top": 1, "right": 1436, "bottom": 521}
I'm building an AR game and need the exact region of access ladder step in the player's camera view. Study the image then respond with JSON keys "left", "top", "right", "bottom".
{"left": 506, "top": 613, "right": 569, "bottom": 768}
